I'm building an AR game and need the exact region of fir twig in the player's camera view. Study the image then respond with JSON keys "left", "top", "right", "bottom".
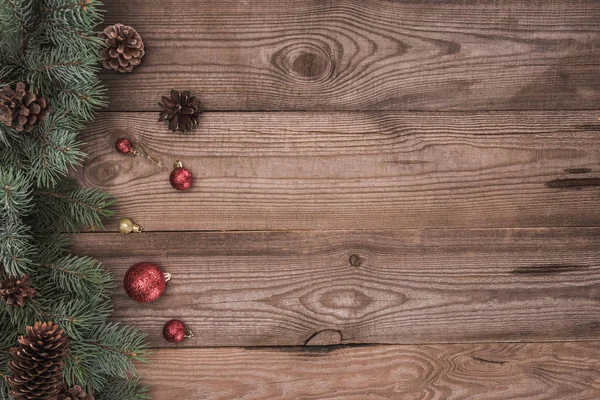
{"left": 0, "top": 0, "right": 147, "bottom": 397}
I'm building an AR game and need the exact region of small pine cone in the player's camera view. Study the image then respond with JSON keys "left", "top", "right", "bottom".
{"left": 0, "top": 274, "right": 35, "bottom": 307}
{"left": 58, "top": 385, "right": 94, "bottom": 400}
{"left": 0, "top": 83, "right": 51, "bottom": 132}
{"left": 99, "top": 23, "right": 145, "bottom": 73}
{"left": 7, "top": 322, "right": 69, "bottom": 400}
{"left": 158, "top": 89, "right": 202, "bottom": 133}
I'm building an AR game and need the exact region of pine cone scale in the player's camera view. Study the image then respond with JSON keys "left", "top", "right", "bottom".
{"left": 23, "top": 92, "right": 35, "bottom": 106}
{"left": 169, "top": 114, "right": 179, "bottom": 132}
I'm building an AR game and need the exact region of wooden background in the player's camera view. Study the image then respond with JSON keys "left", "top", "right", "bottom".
{"left": 72, "top": 0, "right": 600, "bottom": 398}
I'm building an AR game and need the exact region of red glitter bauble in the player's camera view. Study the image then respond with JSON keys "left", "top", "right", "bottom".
{"left": 170, "top": 161, "right": 193, "bottom": 191}
{"left": 115, "top": 138, "right": 135, "bottom": 154}
{"left": 163, "top": 319, "right": 187, "bottom": 343}
{"left": 123, "top": 262, "right": 167, "bottom": 303}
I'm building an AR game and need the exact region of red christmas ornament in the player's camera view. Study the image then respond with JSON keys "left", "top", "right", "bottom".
{"left": 115, "top": 138, "right": 140, "bottom": 155}
{"left": 163, "top": 319, "right": 194, "bottom": 343}
{"left": 170, "top": 161, "right": 193, "bottom": 191}
{"left": 123, "top": 262, "right": 171, "bottom": 303}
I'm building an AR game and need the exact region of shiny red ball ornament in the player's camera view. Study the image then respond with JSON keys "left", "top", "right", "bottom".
{"left": 123, "top": 262, "right": 170, "bottom": 303}
{"left": 163, "top": 319, "right": 194, "bottom": 343}
{"left": 170, "top": 161, "right": 193, "bottom": 191}
{"left": 115, "top": 138, "right": 139, "bottom": 155}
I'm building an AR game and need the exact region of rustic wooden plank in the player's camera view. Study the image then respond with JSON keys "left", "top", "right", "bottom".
{"left": 78, "top": 111, "right": 600, "bottom": 231}
{"left": 138, "top": 342, "right": 600, "bottom": 399}
{"left": 99, "top": 0, "right": 600, "bottom": 111}
{"left": 70, "top": 228, "right": 600, "bottom": 346}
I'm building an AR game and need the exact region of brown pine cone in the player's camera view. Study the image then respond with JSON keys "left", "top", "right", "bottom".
{"left": 99, "top": 23, "right": 145, "bottom": 73}
{"left": 0, "top": 274, "right": 35, "bottom": 306}
{"left": 158, "top": 89, "right": 202, "bottom": 133}
{"left": 7, "top": 321, "right": 69, "bottom": 400}
{"left": 58, "top": 385, "right": 94, "bottom": 400}
{"left": 0, "top": 82, "right": 51, "bottom": 132}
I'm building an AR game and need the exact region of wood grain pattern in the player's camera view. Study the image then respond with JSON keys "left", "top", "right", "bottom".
{"left": 99, "top": 0, "right": 600, "bottom": 111}
{"left": 78, "top": 111, "right": 600, "bottom": 231}
{"left": 70, "top": 228, "right": 600, "bottom": 346}
{"left": 79, "top": 2, "right": 600, "bottom": 392}
{"left": 138, "top": 342, "right": 600, "bottom": 399}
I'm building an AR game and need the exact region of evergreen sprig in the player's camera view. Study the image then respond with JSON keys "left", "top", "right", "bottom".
{"left": 0, "top": 0, "right": 148, "bottom": 398}
{"left": 95, "top": 378, "right": 149, "bottom": 400}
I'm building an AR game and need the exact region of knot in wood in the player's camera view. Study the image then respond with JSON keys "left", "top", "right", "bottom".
{"left": 349, "top": 254, "right": 362, "bottom": 267}
{"left": 292, "top": 52, "right": 330, "bottom": 79}
{"left": 272, "top": 41, "right": 335, "bottom": 82}
{"left": 90, "top": 160, "right": 122, "bottom": 185}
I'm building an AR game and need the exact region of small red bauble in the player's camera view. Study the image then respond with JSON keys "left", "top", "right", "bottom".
{"left": 123, "top": 262, "right": 171, "bottom": 303}
{"left": 163, "top": 319, "right": 194, "bottom": 343}
{"left": 115, "top": 138, "right": 139, "bottom": 155}
{"left": 170, "top": 161, "right": 193, "bottom": 191}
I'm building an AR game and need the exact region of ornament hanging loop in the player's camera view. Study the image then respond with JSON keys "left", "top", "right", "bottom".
{"left": 164, "top": 272, "right": 172, "bottom": 282}
{"left": 184, "top": 329, "right": 194, "bottom": 339}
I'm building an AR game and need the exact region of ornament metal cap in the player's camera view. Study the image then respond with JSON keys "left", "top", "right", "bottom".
{"left": 173, "top": 160, "right": 183, "bottom": 169}
{"left": 119, "top": 218, "right": 143, "bottom": 234}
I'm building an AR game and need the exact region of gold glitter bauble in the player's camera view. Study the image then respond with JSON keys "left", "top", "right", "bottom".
{"left": 119, "top": 218, "right": 142, "bottom": 234}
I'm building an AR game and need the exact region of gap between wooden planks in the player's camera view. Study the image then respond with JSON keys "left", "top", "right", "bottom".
{"left": 137, "top": 342, "right": 600, "bottom": 399}
{"left": 99, "top": 0, "right": 600, "bottom": 112}
{"left": 70, "top": 228, "right": 600, "bottom": 347}
{"left": 77, "top": 111, "right": 600, "bottom": 232}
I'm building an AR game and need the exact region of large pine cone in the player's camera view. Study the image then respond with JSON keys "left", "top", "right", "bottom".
{"left": 7, "top": 321, "right": 69, "bottom": 400}
{"left": 58, "top": 385, "right": 94, "bottom": 400}
{"left": 99, "top": 24, "right": 145, "bottom": 73}
{"left": 158, "top": 89, "right": 202, "bottom": 133}
{"left": 0, "top": 274, "right": 35, "bottom": 307}
{"left": 0, "top": 83, "right": 51, "bottom": 132}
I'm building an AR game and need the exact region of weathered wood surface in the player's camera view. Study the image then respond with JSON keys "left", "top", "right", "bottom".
{"left": 138, "top": 342, "right": 600, "bottom": 399}
{"left": 70, "top": 228, "right": 600, "bottom": 347}
{"left": 100, "top": 0, "right": 600, "bottom": 111}
{"left": 85, "top": 1, "right": 600, "bottom": 394}
{"left": 78, "top": 111, "right": 600, "bottom": 231}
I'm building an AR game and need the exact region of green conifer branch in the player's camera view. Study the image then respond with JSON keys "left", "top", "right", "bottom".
{"left": 33, "top": 186, "right": 115, "bottom": 232}
{"left": 95, "top": 378, "right": 149, "bottom": 400}
{"left": 0, "top": 0, "right": 148, "bottom": 398}
{"left": 40, "top": 255, "right": 114, "bottom": 299}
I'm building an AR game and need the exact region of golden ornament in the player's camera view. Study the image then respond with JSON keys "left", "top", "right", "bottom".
{"left": 119, "top": 218, "right": 142, "bottom": 234}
